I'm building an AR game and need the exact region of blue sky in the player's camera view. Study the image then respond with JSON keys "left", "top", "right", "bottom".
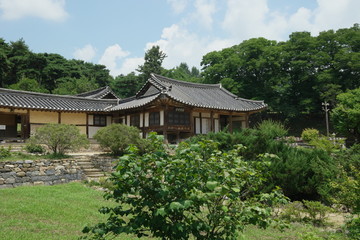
{"left": 1, "top": 0, "right": 359, "bottom": 77}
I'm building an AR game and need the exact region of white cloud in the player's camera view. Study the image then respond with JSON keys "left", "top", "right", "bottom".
{"left": 167, "top": 0, "right": 188, "bottom": 14}
{"left": 73, "top": 44, "right": 96, "bottom": 62}
{"left": 146, "top": 24, "right": 234, "bottom": 70}
{"left": 98, "top": 44, "right": 132, "bottom": 77}
{"left": 118, "top": 57, "right": 144, "bottom": 76}
{"left": 311, "top": 0, "right": 360, "bottom": 34}
{"left": 101, "top": 0, "right": 360, "bottom": 76}
{"left": 0, "top": 0, "right": 68, "bottom": 21}
{"left": 193, "top": 0, "right": 216, "bottom": 29}
{"left": 220, "top": 0, "right": 360, "bottom": 42}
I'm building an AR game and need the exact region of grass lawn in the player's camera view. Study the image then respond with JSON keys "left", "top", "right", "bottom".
{"left": 0, "top": 182, "right": 348, "bottom": 240}
{"left": 0, "top": 182, "right": 144, "bottom": 240}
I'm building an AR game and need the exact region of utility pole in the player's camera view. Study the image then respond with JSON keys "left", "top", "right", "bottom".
{"left": 322, "top": 101, "right": 330, "bottom": 137}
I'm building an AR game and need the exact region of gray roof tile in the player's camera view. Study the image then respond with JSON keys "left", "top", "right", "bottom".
{"left": 0, "top": 88, "right": 117, "bottom": 112}
{"left": 134, "top": 74, "right": 267, "bottom": 112}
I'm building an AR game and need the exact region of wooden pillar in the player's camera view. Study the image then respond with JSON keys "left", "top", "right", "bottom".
{"left": 229, "top": 113, "right": 233, "bottom": 133}
{"left": 58, "top": 112, "right": 61, "bottom": 123}
{"left": 245, "top": 113, "right": 250, "bottom": 128}
{"left": 86, "top": 113, "right": 89, "bottom": 137}
{"left": 199, "top": 112, "right": 203, "bottom": 134}
{"left": 210, "top": 111, "right": 214, "bottom": 132}
{"left": 142, "top": 110, "right": 146, "bottom": 138}
{"left": 25, "top": 110, "right": 30, "bottom": 138}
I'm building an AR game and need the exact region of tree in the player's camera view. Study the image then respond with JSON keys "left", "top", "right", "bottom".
{"left": 332, "top": 88, "right": 360, "bottom": 143}
{"left": 111, "top": 72, "right": 140, "bottom": 98}
{"left": 137, "top": 45, "right": 167, "bottom": 85}
{"left": 8, "top": 77, "right": 49, "bottom": 93}
{"left": 83, "top": 135, "right": 286, "bottom": 239}
{"left": 162, "top": 62, "right": 202, "bottom": 83}
{"left": 29, "top": 124, "right": 89, "bottom": 155}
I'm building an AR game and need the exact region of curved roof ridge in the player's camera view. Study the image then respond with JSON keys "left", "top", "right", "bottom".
{"left": 0, "top": 87, "right": 117, "bottom": 103}
{"left": 151, "top": 73, "right": 221, "bottom": 88}
{"left": 76, "top": 86, "right": 108, "bottom": 96}
{"left": 76, "top": 85, "right": 119, "bottom": 99}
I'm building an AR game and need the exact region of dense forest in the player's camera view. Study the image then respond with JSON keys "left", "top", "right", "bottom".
{"left": 1, "top": 24, "right": 359, "bottom": 129}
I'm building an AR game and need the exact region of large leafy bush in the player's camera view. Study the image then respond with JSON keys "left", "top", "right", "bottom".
{"left": 29, "top": 123, "right": 89, "bottom": 155}
{"left": 83, "top": 135, "right": 286, "bottom": 240}
{"left": 187, "top": 122, "right": 338, "bottom": 201}
{"left": 93, "top": 124, "right": 148, "bottom": 155}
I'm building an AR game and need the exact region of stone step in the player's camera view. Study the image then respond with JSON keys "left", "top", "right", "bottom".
{"left": 86, "top": 173, "right": 106, "bottom": 177}
{"left": 83, "top": 168, "right": 103, "bottom": 172}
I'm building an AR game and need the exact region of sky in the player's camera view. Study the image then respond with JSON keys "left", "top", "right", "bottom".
{"left": 0, "top": 0, "right": 359, "bottom": 77}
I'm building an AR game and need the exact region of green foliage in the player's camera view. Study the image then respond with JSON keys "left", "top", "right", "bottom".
{"left": 280, "top": 201, "right": 304, "bottom": 222}
{"left": 257, "top": 120, "right": 288, "bottom": 139}
{"left": 83, "top": 135, "right": 286, "bottom": 240}
{"left": 302, "top": 200, "right": 334, "bottom": 226}
{"left": 0, "top": 146, "right": 11, "bottom": 158}
{"left": 162, "top": 62, "right": 202, "bottom": 83}
{"left": 280, "top": 201, "right": 334, "bottom": 226}
{"left": 137, "top": 45, "right": 167, "bottom": 85}
{"left": 0, "top": 38, "right": 112, "bottom": 93}
{"left": 24, "top": 142, "right": 45, "bottom": 154}
{"left": 331, "top": 144, "right": 360, "bottom": 213}
{"left": 345, "top": 216, "right": 360, "bottom": 240}
{"left": 332, "top": 87, "right": 360, "bottom": 143}
{"left": 93, "top": 124, "right": 147, "bottom": 155}
{"left": 29, "top": 123, "right": 89, "bottom": 155}
{"left": 201, "top": 24, "right": 360, "bottom": 118}
{"left": 302, "top": 128, "right": 320, "bottom": 142}
{"left": 187, "top": 128, "right": 338, "bottom": 202}
{"left": 111, "top": 72, "right": 141, "bottom": 98}
{"left": 8, "top": 77, "right": 49, "bottom": 93}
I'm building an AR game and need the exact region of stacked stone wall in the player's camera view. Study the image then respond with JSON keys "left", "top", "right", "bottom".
{"left": 90, "top": 155, "right": 117, "bottom": 173}
{"left": 0, "top": 159, "right": 83, "bottom": 189}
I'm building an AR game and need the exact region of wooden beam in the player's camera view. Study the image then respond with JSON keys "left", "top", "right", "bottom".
{"left": 199, "top": 112, "right": 202, "bottom": 134}
{"left": 86, "top": 113, "right": 89, "bottom": 137}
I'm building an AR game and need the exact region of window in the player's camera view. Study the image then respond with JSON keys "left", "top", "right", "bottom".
{"left": 94, "top": 115, "right": 106, "bottom": 126}
{"left": 130, "top": 114, "right": 140, "bottom": 127}
{"left": 149, "top": 112, "right": 160, "bottom": 126}
{"left": 168, "top": 111, "right": 190, "bottom": 125}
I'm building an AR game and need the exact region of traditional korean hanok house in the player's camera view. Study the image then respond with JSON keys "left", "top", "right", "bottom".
{"left": 0, "top": 74, "right": 267, "bottom": 143}
{"left": 0, "top": 86, "right": 118, "bottom": 140}
{"left": 114, "top": 74, "right": 267, "bottom": 143}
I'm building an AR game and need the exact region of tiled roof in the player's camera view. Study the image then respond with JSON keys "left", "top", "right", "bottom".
{"left": 0, "top": 75, "right": 267, "bottom": 113}
{"left": 111, "top": 94, "right": 161, "bottom": 111}
{"left": 76, "top": 86, "right": 119, "bottom": 99}
{"left": 0, "top": 88, "right": 117, "bottom": 112}
{"left": 134, "top": 74, "right": 267, "bottom": 112}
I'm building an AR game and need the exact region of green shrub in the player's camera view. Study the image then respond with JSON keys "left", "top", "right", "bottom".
{"left": 29, "top": 123, "right": 89, "bottom": 155}
{"left": 280, "top": 201, "right": 304, "bottom": 222}
{"left": 187, "top": 128, "right": 338, "bottom": 202}
{"left": 24, "top": 143, "right": 45, "bottom": 154}
{"left": 0, "top": 146, "right": 11, "bottom": 158}
{"left": 257, "top": 119, "right": 288, "bottom": 139}
{"left": 93, "top": 124, "right": 148, "bottom": 155}
{"left": 302, "top": 128, "right": 320, "bottom": 142}
{"left": 346, "top": 216, "right": 360, "bottom": 239}
{"left": 302, "top": 200, "right": 334, "bottom": 226}
{"left": 83, "top": 135, "right": 286, "bottom": 240}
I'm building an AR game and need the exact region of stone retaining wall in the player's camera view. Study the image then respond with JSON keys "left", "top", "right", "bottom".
{"left": 90, "top": 155, "right": 117, "bottom": 173}
{"left": 0, "top": 159, "right": 83, "bottom": 189}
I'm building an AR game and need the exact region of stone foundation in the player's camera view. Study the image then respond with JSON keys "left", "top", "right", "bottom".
{"left": 0, "top": 159, "right": 83, "bottom": 188}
